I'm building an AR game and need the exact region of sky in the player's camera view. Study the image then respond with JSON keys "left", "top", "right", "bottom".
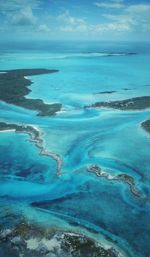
{"left": 0, "top": 0, "right": 150, "bottom": 41}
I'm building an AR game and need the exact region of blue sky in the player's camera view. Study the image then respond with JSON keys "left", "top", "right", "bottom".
{"left": 0, "top": 0, "right": 150, "bottom": 41}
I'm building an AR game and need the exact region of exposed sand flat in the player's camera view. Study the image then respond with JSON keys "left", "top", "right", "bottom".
{"left": 0, "top": 129, "right": 16, "bottom": 133}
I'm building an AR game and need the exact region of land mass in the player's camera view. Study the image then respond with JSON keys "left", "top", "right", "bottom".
{"left": 141, "top": 120, "right": 150, "bottom": 134}
{"left": 0, "top": 69, "right": 62, "bottom": 116}
{"left": 86, "top": 96, "right": 150, "bottom": 111}
{"left": 0, "top": 221, "right": 121, "bottom": 257}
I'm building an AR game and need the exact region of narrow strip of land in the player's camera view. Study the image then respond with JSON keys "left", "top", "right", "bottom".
{"left": 0, "top": 122, "right": 63, "bottom": 176}
{"left": 87, "top": 164, "right": 141, "bottom": 198}
{"left": 86, "top": 96, "right": 150, "bottom": 111}
{"left": 95, "top": 91, "right": 116, "bottom": 94}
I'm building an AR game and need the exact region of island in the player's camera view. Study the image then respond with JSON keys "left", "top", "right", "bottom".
{"left": 0, "top": 221, "right": 121, "bottom": 257}
{"left": 87, "top": 164, "right": 141, "bottom": 198}
{"left": 0, "top": 69, "right": 62, "bottom": 116}
{"left": 85, "top": 96, "right": 150, "bottom": 111}
{"left": 95, "top": 91, "right": 116, "bottom": 94}
{"left": 141, "top": 120, "right": 150, "bottom": 134}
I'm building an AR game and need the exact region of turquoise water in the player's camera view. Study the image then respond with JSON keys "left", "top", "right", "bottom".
{"left": 0, "top": 41, "right": 150, "bottom": 257}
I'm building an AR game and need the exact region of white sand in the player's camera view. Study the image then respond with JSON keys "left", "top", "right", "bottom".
{"left": 0, "top": 129, "right": 16, "bottom": 133}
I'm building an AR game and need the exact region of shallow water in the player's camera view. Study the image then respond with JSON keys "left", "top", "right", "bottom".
{"left": 0, "top": 41, "right": 150, "bottom": 257}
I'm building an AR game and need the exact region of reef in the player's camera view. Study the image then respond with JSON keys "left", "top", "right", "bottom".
{"left": 0, "top": 122, "right": 63, "bottom": 176}
{"left": 0, "top": 221, "right": 122, "bottom": 257}
{"left": 141, "top": 120, "right": 150, "bottom": 134}
{"left": 86, "top": 96, "right": 150, "bottom": 111}
{"left": 0, "top": 69, "right": 62, "bottom": 116}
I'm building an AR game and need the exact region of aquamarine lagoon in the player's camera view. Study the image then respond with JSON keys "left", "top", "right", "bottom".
{"left": 0, "top": 41, "right": 150, "bottom": 257}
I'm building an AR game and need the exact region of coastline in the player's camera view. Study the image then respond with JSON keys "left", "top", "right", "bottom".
{"left": 85, "top": 96, "right": 150, "bottom": 111}
{"left": 0, "top": 219, "right": 125, "bottom": 257}
{"left": 141, "top": 119, "right": 150, "bottom": 134}
{"left": 87, "top": 165, "right": 142, "bottom": 199}
{"left": 0, "top": 40, "right": 149, "bottom": 257}
{"left": 0, "top": 122, "right": 63, "bottom": 176}
{"left": 0, "top": 69, "right": 62, "bottom": 116}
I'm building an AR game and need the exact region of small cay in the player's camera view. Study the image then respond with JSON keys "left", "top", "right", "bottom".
{"left": 87, "top": 164, "right": 142, "bottom": 199}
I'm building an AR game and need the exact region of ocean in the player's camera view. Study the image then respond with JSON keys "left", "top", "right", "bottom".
{"left": 0, "top": 41, "right": 150, "bottom": 257}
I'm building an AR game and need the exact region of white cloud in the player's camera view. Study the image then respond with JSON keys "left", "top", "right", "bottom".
{"left": 91, "top": 21, "right": 130, "bottom": 33}
{"left": 103, "top": 14, "right": 135, "bottom": 26}
{"left": 58, "top": 10, "right": 88, "bottom": 32}
{"left": 39, "top": 24, "right": 50, "bottom": 32}
{"left": 126, "top": 4, "right": 150, "bottom": 31}
{"left": 0, "top": 0, "right": 150, "bottom": 40}
{"left": 11, "top": 7, "right": 37, "bottom": 26}
{"left": 100, "top": 3, "right": 150, "bottom": 33}
{"left": 107, "top": 22, "right": 130, "bottom": 32}
{"left": 127, "top": 4, "right": 150, "bottom": 13}
{"left": 58, "top": 11, "right": 86, "bottom": 26}
{"left": 0, "top": 0, "right": 42, "bottom": 11}
{"left": 143, "top": 23, "right": 150, "bottom": 31}
{"left": 61, "top": 24, "right": 87, "bottom": 32}
{"left": 94, "top": 0, "right": 124, "bottom": 9}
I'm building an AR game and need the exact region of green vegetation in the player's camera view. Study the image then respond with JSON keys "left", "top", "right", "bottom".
{"left": 141, "top": 120, "right": 150, "bottom": 134}
{"left": 0, "top": 122, "right": 39, "bottom": 139}
{"left": 0, "top": 69, "right": 62, "bottom": 116}
{"left": 0, "top": 221, "right": 119, "bottom": 257}
{"left": 86, "top": 96, "right": 150, "bottom": 110}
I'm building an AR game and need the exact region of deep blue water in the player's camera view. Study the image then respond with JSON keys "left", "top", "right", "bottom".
{"left": 0, "top": 41, "right": 150, "bottom": 257}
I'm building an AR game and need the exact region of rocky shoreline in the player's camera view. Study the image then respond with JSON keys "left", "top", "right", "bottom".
{"left": 0, "top": 122, "right": 63, "bottom": 176}
{"left": 87, "top": 165, "right": 141, "bottom": 198}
